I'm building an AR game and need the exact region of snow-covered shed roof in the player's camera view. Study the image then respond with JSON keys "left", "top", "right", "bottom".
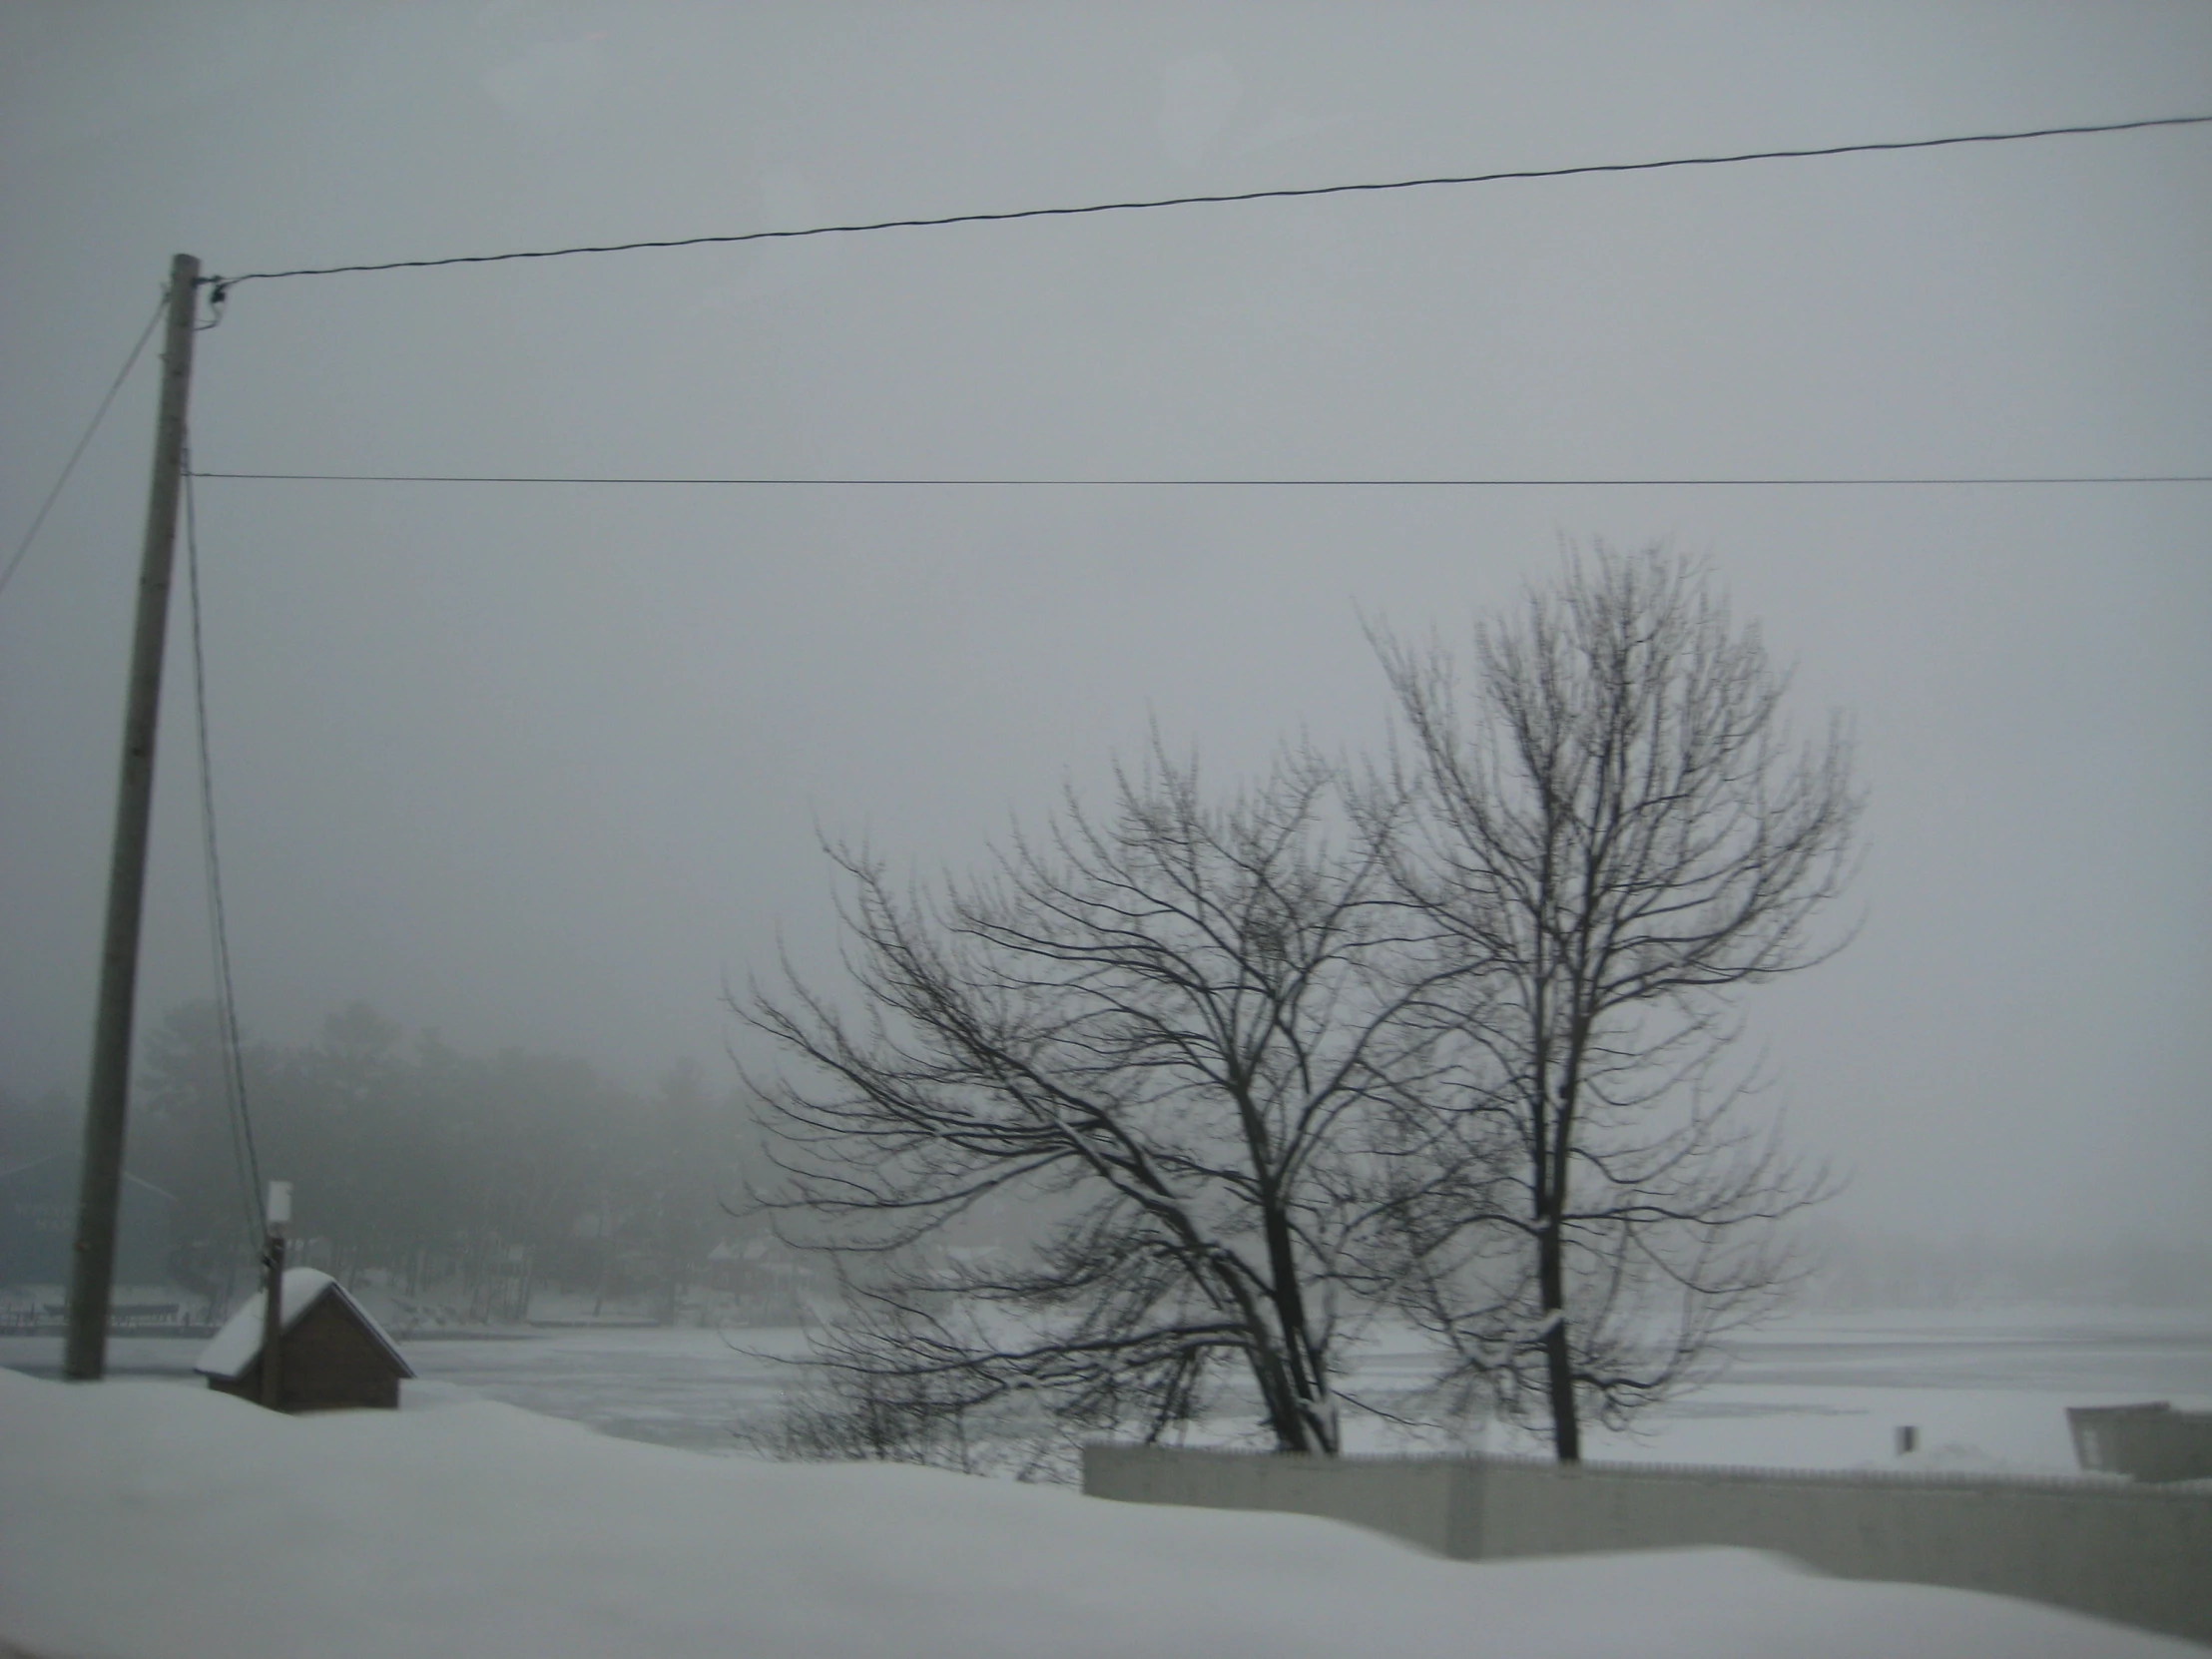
{"left": 195, "top": 1268, "right": 414, "bottom": 1382}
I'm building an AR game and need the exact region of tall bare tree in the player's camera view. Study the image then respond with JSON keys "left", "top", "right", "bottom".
{"left": 744, "top": 747, "right": 1449, "bottom": 1462}
{"left": 1369, "top": 546, "right": 1860, "bottom": 1460}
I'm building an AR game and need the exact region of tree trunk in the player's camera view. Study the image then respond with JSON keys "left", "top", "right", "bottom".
{"left": 1260, "top": 1201, "right": 1336, "bottom": 1454}
{"left": 1538, "top": 1223, "right": 1580, "bottom": 1461}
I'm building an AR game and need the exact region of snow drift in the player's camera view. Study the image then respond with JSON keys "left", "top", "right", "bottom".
{"left": 0, "top": 1370, "right": 2196, "bottom": 1658}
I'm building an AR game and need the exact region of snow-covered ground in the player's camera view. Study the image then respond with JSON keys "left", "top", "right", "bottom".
{"left": 1447, "top": 1305, "right": 2212, "bottom": 1474}
{"left": 3, "top": 1363, "right": 2204, "bottom": 1659}
{"left": 7, "top": 1302, "right": 2206, "bottom": 1470}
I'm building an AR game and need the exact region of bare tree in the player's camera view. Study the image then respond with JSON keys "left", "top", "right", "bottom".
{"left": 1368, "top": 546, "right": 1860, "bottom": 1461}
{"left": 743, "top": 746, "right": 1449, "bottom": 1462}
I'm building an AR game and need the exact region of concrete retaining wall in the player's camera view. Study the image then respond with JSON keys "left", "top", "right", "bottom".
{"left": 1083, "top": 1443, "right": 2212, "bottom": 1646}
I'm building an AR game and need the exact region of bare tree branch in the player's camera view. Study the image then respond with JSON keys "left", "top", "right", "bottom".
{"left": 742, "top": 741, "right": 1459, "bottom": 1460}
{"left": 1366, "top": 544, "right": 1859, "bottom": 1461}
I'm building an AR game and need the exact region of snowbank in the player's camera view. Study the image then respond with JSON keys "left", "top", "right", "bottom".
{"left": 0, "top": 1370, "right": 2196, "bottom": 1658}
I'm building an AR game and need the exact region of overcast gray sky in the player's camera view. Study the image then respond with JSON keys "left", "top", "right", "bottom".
{"left": 3, "top": 3, "right": 2207, "bottom": 1255}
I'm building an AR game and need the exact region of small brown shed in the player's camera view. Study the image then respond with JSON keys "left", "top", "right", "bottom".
{"left": 196, "top": 1268, "right": 414, "bottom": 1411}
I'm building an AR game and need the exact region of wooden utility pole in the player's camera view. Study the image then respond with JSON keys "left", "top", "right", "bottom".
{"left": 63, "top": 254, "right": 201, "bottom": 1382}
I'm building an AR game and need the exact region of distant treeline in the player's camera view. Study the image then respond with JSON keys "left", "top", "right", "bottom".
{"left": 0, "top": 1002, "right": 757, "bottom": 1322}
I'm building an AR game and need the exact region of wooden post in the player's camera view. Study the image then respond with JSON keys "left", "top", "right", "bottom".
{"left": 65, "top": 255, "right": 201, "bottom": 1382}
{"left": 260, "top": 1182, "right": 290, "bottom": 1409}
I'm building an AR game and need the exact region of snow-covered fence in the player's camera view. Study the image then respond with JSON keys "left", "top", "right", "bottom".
{"left": 1082, "top": 1444, "right": 2212, "bottom": 1645}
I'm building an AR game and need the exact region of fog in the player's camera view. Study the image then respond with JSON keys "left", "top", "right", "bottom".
{"left": 3, "top": 4, "right": 2207, "bottom": 1268}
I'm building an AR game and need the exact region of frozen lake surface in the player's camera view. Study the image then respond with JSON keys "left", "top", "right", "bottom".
{"left": 1531, "top": 1307, "right": 2212, "bottom": 1472}
{"left": 8, "top": 1304, "right": 2209, "bottom": 1473}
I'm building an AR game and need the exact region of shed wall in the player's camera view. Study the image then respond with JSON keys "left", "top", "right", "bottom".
{"left": 207, "top": 1295, "right": 403, "bottom": 1411}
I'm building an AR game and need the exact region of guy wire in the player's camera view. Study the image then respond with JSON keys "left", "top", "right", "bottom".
{"left": 185, "top": 457, "right": 269, "bottom": 1245}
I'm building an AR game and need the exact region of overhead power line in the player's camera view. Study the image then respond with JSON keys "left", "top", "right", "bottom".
{"left": 189, "top": 471, "right": 2212, "bottom": 488}
{"left": 203, "top": 112, "right": 2212, "bottom": 295}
